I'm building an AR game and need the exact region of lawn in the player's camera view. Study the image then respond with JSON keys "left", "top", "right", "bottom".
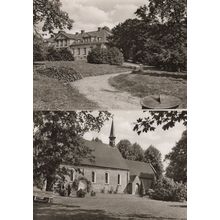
{"left": 33, "top": 61, "right": 129, "bottom": 110}
{"left": 33, "top": 192, "right": 187, "bottom": 220}
{"left": 109, "top": 71, "right": 187, "bottom": 108}
{"left": 33, "top": 70, "right": 98, "bottom": 110}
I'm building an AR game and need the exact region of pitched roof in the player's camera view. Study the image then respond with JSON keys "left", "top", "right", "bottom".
{"left": 125, "top": 159, "right": 155, "bottom": 178}
{"left": 54, "top": 29, "right": 111, "bottom": 41}
{"left": 80, "top": 140, "right": 129, "bottom": 170}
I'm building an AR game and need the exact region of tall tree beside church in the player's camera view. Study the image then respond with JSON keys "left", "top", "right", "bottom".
{"left": 33, "top": 0, "right": 74, "bottom": 33}
{"left": 165, "top": 130, "right": 187, "bottom": 183}
{"left": 33, "top": 111, "right": 111, "bottom": 190}
{"left": 117, "top": 139, "right": 132, "bottom": 159}
{"left": 130, "top": 143, "right": 144, "bottom": 161}
{"left": 144, "top": 145, "right": 163, "bottom": 177}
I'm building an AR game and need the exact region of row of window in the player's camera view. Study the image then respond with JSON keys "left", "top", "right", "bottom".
{"left": 92, "top": 171, "right": 121, "bottom": 185}
{"left": 73, "top": 47, "right": 94, "bottom": 56}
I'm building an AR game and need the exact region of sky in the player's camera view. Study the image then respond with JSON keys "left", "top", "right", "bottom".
{"left": 60, "top": 0, "right": 148, "bottom": 33}
{"left": 83, "top": 111, "right": 186, "bottom": 166}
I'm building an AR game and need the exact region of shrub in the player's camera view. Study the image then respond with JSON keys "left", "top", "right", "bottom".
{"left": 47, "top": 47, "right": 74, "bottom": 61}
{"left": 87, "top": 47, "right": 124, "bottom": 65}
{"left": 87, "top": 47, "right": 108, "bottom": 64}
{"left": 107, "top": 47, "right": 124, "bottom": 65}
{"left": 108, "top": 186, "right": 114, "bottom": 194}
{"left": 101, "top": 187, "right": 106, "bottom": 193}
{"left": 90, "top": 190, "right": 96, "bottom": 196}
{"left": 149, "top": 177, "right": 187, "bottom": 202}
{"left": 33, "top": 35, "right": 47, "bottom": 61}
{"left": 77, "top": 189, "right": 86, "bottom": 198}
{"left": 36, "top": 66, "right": 82, "bottom": 82}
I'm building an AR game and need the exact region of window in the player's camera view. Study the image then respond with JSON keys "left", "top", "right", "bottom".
{"left": 64, "top": 40, "right": 67, "bottom": 46}
{"left": 92, "top": 171, "right": 96, "bottom": 183}
{"left": 117, "top": 174, "right": 121, "bottom": 185}
{"left": 84, "top": 48, "right": 87, "bottom": 55}
{"left": 105, "top": 172, "right": 109, "bottom": 184}
{"left": 78, "top": 48, "right": 80, "bottom": 55}
{"left": 61, "top": 40, "right": 63, "bottom": 47}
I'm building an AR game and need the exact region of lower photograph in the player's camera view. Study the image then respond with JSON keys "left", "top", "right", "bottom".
{"left": 33, "top": 110, "right": 187, "bottom": 220}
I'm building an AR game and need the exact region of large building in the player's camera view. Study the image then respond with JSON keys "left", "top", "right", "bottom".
{"left": 48, "top": 27, "right": 111, "bottom": 60}
{"left": 62, "top": 120, "right": 156, "bottom": 195}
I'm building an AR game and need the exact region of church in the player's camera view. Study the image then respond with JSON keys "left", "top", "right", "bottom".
{"left": 62, "top": 120, "right": 156, "bottom": 195}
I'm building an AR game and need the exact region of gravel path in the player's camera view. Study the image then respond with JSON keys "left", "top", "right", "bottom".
{"left": 71, "top": 71, "right": 141, "bottom": 110}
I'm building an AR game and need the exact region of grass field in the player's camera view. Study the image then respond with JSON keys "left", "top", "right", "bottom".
{"left": 109, "top": 72, "right": 187, "bottom": 108}
{"left": 33, "top": 61, "right": 129, "bottom": 110}
{"left": 33, "top": 192, "right": 187, "bottom": 220}
{"left": 33, "top": 71, "right": 98, "bottom": 110}
{"left": 42, "top": 60, "right": 129, "bottom": 77}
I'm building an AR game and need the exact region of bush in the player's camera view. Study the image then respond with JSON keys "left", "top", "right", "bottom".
{"left": 33, "top": 35, "right": 47, "bottom": 61}
{"left": 47, "top": 47, "right": 74, "bottom": 61}
{"left": 107, "top": 47, "right": 124, "bottom": 65}
{"left": 149, "top": 177, "right": 187, "bottom": 202}
{"left": 90, "top": 191, "right": 96, "bottom": 196}
{"left": 36, "top": 66, "right": 82, "bottom": 82}
{"left": 87, "top": 47, "right": 124, "bottom": 65}
{"left": 87, "top": 47, "right": 108, "bottom": 64}
{"left": 77, "top": 189, "right": 86, "bottom": 198}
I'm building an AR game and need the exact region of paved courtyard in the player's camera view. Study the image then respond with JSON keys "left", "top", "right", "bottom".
{"left": 33, "top": 192, "right": 187, "bottom": 220}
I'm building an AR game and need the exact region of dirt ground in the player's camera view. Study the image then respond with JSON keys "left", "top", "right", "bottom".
{"left": 71, "top": 71, "right": 141, "bottom": 110}
{"left": 33, "top": 192, "right": 187, "bottom": 220}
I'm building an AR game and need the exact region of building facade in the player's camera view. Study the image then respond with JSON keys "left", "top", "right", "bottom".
{"left": 50, "top": 27, "right": 111, "bottom": 60}
{"left": 62, "top": 120, "right": 156, "bottom": 195}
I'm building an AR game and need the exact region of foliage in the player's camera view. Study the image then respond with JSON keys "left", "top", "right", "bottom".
{"left": 87, "top": 48, "right": 108, "bottom": 64}
{"left": 165, "top": 130, "right": 187, "bottom": 183}
{"left": 47, "top": 47, "right": 74, "bottom": 61}
{"left": 92, "top": 137, "right": 103, "bottom": 143}
{"left": 149, "top": 177, "right": 187, "bottom": 202}
{"left": 90, "top": 190, "right": 96, "bottom": 196}
{"left": 33, "top": 111, "right": 111, "bottom": 190}
{"left": 134, "top": 111, "right": 187, "bottom": 134}
{"left": 36, "top": 66, "right": 81, "bottom": 82}
{"left": 76, "top": 189, "right": 86, "bottom": 198}
{"left": 117, "top": 139, "right": 132, "bottom": 159}
{"left": 33, "top": 35, "right": 47, "bottom": 61}
{"left": 33, "top": 0, "right": 73, "bottom": 33}
{"left": 117, "top": 140, "right": 144, "bottom": 162}
{"left": 109, "top": 0, "right": 186, "bottom": 71}
{"left": 87, "top": 47, "right": 124, "bottom": 65}
{"left": 144, "top": 145, "right": 163, "bottom": 178}
{"left": 107, "top": 47, "right": 124, "bottom": 65}
{"left": 129, "top": 143, "right": 144, "bottom": 161}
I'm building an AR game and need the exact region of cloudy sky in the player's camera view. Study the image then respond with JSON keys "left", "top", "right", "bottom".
{"left": 83, "top": 111, "right": 186, "bottom": 166}
{"left": 60, "top": 0, "right": 148, "bottom": 33}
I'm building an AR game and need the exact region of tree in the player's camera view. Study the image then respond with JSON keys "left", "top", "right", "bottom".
{"left": 33, "top": 0, "right": 74, "bottom": 33}
{"left": 92, "top": 137, "right": 103, "bottom": 143}
{"left": 117, "top": 139, "right": 132, "bottom": 159}
{"left": 33, "top": 34, "right": 47, "bottom": 61}
{"left": 165, "top": 130, "right": 187, "bottom": 183}
{"left": 33, "top": 111, "right": 111, "bottom": 190}
{"left": 144, "top": 145, "right": 163, "bottom": 177}
{"left": 133, "top": 111, "right": 187, "bottom": 134}
{"left": 130, "top": 143, "right": 144, "bottom": 161}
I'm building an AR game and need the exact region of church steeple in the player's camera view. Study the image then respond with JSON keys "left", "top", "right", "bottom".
{"left": 109, "top": 118, "right": 116, "bottom": 147}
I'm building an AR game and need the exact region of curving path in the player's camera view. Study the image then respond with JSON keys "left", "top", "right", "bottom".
{"left": 70, "top": 71, "right": 141, "bottom": 110}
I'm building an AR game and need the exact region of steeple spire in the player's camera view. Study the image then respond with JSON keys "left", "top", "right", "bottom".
{"left": 109, "top": 117, "right": 116, "bottom": 147}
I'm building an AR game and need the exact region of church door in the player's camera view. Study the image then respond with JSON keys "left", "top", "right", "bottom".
{"left": 135, "top": 183, "right": 140, "bottom": 195}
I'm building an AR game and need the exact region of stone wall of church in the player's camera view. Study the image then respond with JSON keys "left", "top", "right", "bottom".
{"left": 82, "top": 166, "right": 129, "bottom": 193}
{"left": 63, "top": 164, "right": 130, "bottom": 194}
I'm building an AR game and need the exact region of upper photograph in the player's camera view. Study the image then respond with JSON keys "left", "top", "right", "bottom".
{"left": 33, "top": 0, "right": 187, "bottom": 110}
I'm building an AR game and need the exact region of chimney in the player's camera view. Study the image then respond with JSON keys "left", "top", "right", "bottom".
{"left": 109, "top": 118, "right": 116, "bottom": 147}
{"left": 81, "top": 30, "right": 85, "bottom": 34}
{"left": 98, "top": 27, "right": 101, "bottom": 31}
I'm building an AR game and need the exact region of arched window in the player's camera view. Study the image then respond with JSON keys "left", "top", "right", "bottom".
{"left": 70, "top": 170, "right": 73, "bottom": 181}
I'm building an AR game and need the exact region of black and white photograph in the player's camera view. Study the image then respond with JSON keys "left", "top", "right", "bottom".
{"left": 32, "top": 0, "right": 187, "bottom": 219}
{"left": 33, "top": 110, "right": 187, "bottom": 220}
